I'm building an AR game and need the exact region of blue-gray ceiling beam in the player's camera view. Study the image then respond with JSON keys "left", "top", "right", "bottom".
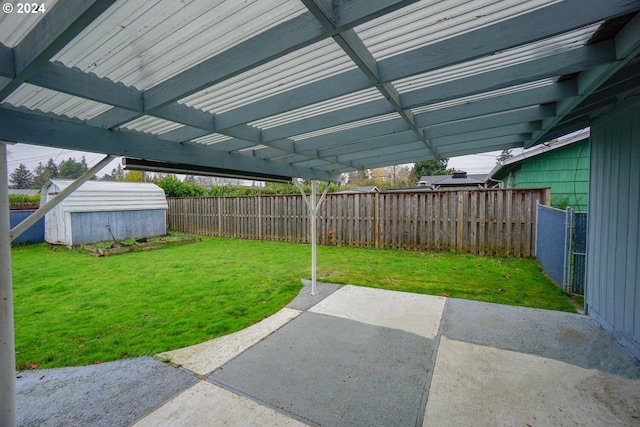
{"left": 435, "top": 135, "right": 529, "bottom": 153}
{"left": 257, "top": 83, "right": 571, "bottom": 164}
{"left": 438, "top": 141, "right": 523, "bottom": 159}
{"left": 142, "top": 13, "right": 325, "bottom": 112}
{"left": 28, "top": 62, "right": 142, "bottom": 111}
{"left": 400, "top": 41, "right": 616, "bottom": 110}
{"left": 259, "top": 129, "right": 418, "bottom": 163}
{"left": 253, "top": 41, "right": 611, "bottom": 145}
{"left": 429, "top": 123, "right": 541, "bottom": 147}
{"left": 415, "top": 80, "right": 578, "bottom": 128}
{"left": 202, "top": 139, "right": 257, "bottom": 153}
{"left": 253, "top": 82, "right": 571, "bottom": 167}
{"left": 529, "top": 11, "right": 640, "bottom": 146}
{"left": 0, "top": 44, "right": 14, "bottom": 79}
{"left": 318, "top": 131, "right": 419, "bottom": 158}
{"left": 378, "top": 0, "right": 640, "bottom": 83}
{"left": 260, "top": 98, "right": 392, "bottom": 142}
{"left": 0, "top": 108, "right": 339, "bottom": 182}
{"left": 143, "top": 0, "right": 416, "bottom": 111}
{"left": 559, "top": 67, "right": 640, "bottom": 124}
{"left": 295, "top": 119, "right": 410, "bottom": 155}
{"left": 212, "top": 0, "right": 640, "bottom": 133}
{"left": 333, "top": 141, "right": 427, "bottom": 164}
{"left": 0, "top": 0, "right": 116, "bottom": 102}
{"left": 214, "top": 69, "right": 370, "bottom": 130}
{"left": 422, "top": 106, "right": 555, "bottom": 139}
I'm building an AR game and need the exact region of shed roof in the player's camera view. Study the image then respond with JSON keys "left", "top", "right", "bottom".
{"left": 44, "top": 179, "right": 167, "bottom": 212}
{"left": 1, "top": 1, "right": 639, "bottom": 182}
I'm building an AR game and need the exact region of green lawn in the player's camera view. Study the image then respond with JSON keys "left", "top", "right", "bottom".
{"left": 12, "top": 237, "right": 574, "bottom": 369}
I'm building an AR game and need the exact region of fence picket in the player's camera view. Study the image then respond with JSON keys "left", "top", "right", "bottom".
{"left": 166, "top": 189, "right": 548, "bottom": 256}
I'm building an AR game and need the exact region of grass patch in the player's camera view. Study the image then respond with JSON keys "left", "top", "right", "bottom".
{"left": 12, "top": 237, "right": 573, "bottom": 369}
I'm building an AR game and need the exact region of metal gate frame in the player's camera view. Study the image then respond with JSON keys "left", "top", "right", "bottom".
{"left": 564, "top": 208, "right": 588, "bottom": 296}
{"left": 535, "top": 203, "right": 587, "bottom": 296}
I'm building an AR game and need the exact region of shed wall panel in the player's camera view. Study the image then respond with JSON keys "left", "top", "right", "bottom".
{"left": 10, "top": 210, "right": 45, "bottom": 244}
{"left": 587, "top": 99, "right": 640, "bottom": 359}
{"left": 69, "top": 210, "right": 166, "bottom": 246}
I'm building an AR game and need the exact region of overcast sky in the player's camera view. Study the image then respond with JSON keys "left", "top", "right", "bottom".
{"left": 5, "top": 142, "right": 504, "bottom": 181}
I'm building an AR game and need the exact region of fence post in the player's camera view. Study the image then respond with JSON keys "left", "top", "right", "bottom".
{"left": 258, "top": 196, "right": 262, "bottom": 241}
{"left": 457, "top": 191, "right": 464, "bottom": 251}
{"left": 374, "top": 192, "right": 380, "bottom": 248}
{"left": 217, "top": 197, "right": 222, "bottom": 237}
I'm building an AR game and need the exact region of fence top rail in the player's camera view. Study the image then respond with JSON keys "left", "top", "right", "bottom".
{"left": 167, "top": 187, "right": 552, "bottom": 200}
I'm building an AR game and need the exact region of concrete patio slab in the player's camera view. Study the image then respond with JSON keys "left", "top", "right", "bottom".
{"left": 16, "top": 285, "right": 640, "bottom": 426}
{"left": 441, "top": 298, "right": 640, "bottom": 377}
{"left": 286, "top": 279, "right": 341, "bottom": 311}
{"left": 424, "top": 337, "right": 640, "bottom": 426}
{"left": 209, "top": 311, "right": 434, "bottom": 427}
{"left": 132, "top": 381, "right": 309, "bottom": 427}
{"left": 309, "top": 285, "right": 445, "bottom": 339}
{"left": 157, "top": 307, "right": 302, "bottom": 376}
{"left": 16, "top": 356, "right": 197, "bottom": 427}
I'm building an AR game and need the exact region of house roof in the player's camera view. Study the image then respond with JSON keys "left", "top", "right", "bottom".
{"left": 488, "top": 128, "right": 591, "bottom": 179}
{"left": 1, "top": 1, "right": 639, "bottom": 182}
{"left": 419, "top": 174, "right": 488, "bottom": 187}
{"left": 435, "top": 174, "right": 489, "bottom": 187}
{"left": 335, "top": 186, "right": 380, "bottom": 194}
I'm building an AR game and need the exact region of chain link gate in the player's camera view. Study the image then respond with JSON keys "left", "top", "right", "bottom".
{"left": 564, "top": 209, "right": 587, "bottom": 296}
{"left": 536, "top": 204, "right": 587, "bottom": 296}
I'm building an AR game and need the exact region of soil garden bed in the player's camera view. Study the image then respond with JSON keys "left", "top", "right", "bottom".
{"left": 81, "top": 232, "right": 200, "bottom": 257}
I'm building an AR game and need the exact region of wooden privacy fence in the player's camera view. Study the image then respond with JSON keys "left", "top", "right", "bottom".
{"left": 167, "top": 188, "right": 550, "bottom": 256}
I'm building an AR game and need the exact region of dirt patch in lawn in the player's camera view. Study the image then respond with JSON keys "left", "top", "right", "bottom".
{"left": 81, "top": 233, "right": 200, "bottom": 257}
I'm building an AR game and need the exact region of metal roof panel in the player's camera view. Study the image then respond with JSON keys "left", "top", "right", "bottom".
{"left": 356, "top": 0, "right": 562, "bottom": 61}
{"left": 179, "top": 38, "right": 357, "bottom": 114}
{"left": 3, "top": 83, "right": 112, "bottom": 120}
{"left": 52, "top": 0, "right": 306, "bottom": 90}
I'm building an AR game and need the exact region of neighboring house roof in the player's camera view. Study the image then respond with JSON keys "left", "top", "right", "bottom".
{"left": 417, "top": 172, "right": 488, "bottom": 189}
{"left": 335, "top": 186, "right": 380, "bottom": 194}
{"left": 417, "top": 175, "right": 450, "bottom": 186}
{"left": 8, "top": 189, "right": 39, "bottom": 196}
{"left": 488, "top": 129, "right": 591, "bottom": 181}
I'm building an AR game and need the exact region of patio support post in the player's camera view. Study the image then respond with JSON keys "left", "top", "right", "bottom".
{"left": 294, "top": 179, "right": 329, "bottom": 295}
{"left": 0, "top": 142, "right": 17, "bottom": 427}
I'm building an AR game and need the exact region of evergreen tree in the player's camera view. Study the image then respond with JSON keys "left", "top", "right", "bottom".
{"left": 409, "top": 159, "right": 449, "bottom": 184}
{"left": 9, "top": 163, "right": 34, "bottom": 188}
{"left": 58, "top": 156, "right": 88, "bottom": 179}
{"left": 31, "top": 158, "right": 59, "bottom": 188}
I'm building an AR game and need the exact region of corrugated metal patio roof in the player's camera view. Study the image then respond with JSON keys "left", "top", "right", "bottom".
{"left": 1, "top": 0, "right": 639, "bottom": 182}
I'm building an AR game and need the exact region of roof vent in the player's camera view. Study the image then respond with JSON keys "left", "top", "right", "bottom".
{"left": 452, "top": 171, "right": 467, "bottom": 179}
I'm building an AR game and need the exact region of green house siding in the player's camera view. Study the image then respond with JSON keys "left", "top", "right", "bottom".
{"left": 495, "top": 139, "right": 589, "bottom": 211}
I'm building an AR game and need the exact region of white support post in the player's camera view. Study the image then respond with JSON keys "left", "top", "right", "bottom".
{"left": 311, "top": 180, "right": 318, "bottom": 295}
{"left": 294, "top": 179, "right": 329, "bottom": 295}
{"left": 0, "top": 143, "right": 17, "bottom": 427}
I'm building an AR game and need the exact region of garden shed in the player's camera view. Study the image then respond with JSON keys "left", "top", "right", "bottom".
{"left": 42, "top": 179, "right": 167, "bottom": 247}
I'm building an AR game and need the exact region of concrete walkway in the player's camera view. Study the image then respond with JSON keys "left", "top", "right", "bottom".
{"left": 16, "top": 282, "right": 640, "bottom": 426}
